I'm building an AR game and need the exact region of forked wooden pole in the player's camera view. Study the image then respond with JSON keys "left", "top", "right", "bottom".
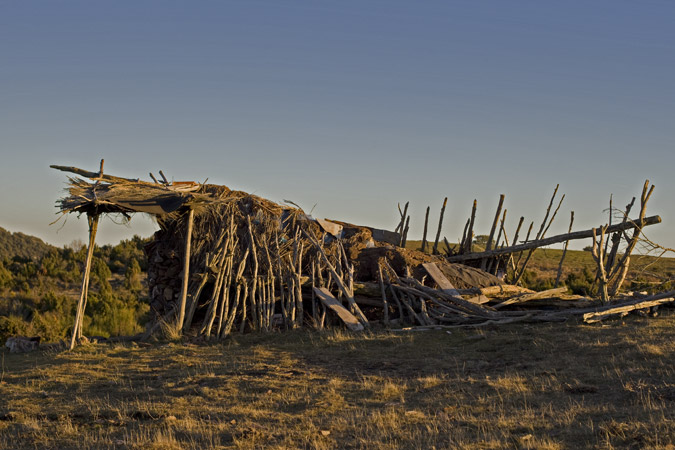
{"left": 177, "top": 207, "right": 195, "bottom": 331}
{"left": 69, "top": 213, "right": 99, "bottom": 350}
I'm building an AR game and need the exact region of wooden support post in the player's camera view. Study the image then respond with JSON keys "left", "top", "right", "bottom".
{"left": 176, "top": 207, "right": 195, "bottom": 331}
{"left": 608, "top": 180, "right": 655, "bottom": 296}
{"left": 397, "top": 202, "right": 409, "bottom": 247}
{"left": 592, "top": 226, "right": 610, "bottom": 303}
{"left": 69, "top": 213, "right": 99, "bottom": 350}
{"left": 433, "top": 197, "right": 448, "bottom": 255}
{"left": 481, "top": 194, "right": 505, "bottom": 271}
{"left": 464, "top": 200, "right": 477, "bottom": 254}
{"left": 421, "top": 206, "right": 430, "bottom": 253}
{"left": 378, "top": 264, "right": 390, "bottom": 325}
{"left": 401, "top": 215, "right": 410, "bottom": 248}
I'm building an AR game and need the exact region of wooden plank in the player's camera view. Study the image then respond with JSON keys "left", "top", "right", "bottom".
{"left": 582, "top": 297, "right": 674, "bottom": 323}
{"left": 493, "top": 287, "right": 569, "bottom": 309}
{"left": 464, "top": 294, "right": 491, "bottom": 305}
{"left": 422, "top": 262, "right": 461, "bottom": 296}
{"left": 316, "top": 218, "right": 343, "bottom": 238}
{"left": 313, "top": 287, "right": 364, "bottom": 331}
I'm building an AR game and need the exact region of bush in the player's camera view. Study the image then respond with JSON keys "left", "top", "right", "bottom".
{"left": 566, "top": 268, "right": 596, "bottom": 296}
{"left": 519, "top": 270, "right": 556, "bottom": 291}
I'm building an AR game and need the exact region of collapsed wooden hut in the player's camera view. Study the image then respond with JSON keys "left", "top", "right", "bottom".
{"left": 52, "top": 161, "right": 503, "bottom": 348}
{"left": 53, "top": 162, "right": 673, "bottom": 350}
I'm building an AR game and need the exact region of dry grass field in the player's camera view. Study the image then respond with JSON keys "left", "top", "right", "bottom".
{"left": 1, "top": 309, "right": 674, "bottom": 449}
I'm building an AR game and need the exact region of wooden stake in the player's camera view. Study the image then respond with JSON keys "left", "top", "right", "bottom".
{"left": 464, "top": 200, "right": 477, "bottom": 254}
{"left": 481, "top": 194, "right": 505, "bottom": 271}
{"left": 176, "top": 207, "right": 194, "bottom": 332}
{"left": 401, "top": 215, "right": 410, "bottom": 248}
{"left": 433, "top": 197, "right": 448, "bottom": 255}
{"left": 378, "top": 264, "right": 390, "bottom": 325}
{"left": 421, "top": 206, "right": 430, "bottom": 253}
{"left": 69, "top": 213, "right": 99, "bottom": 350}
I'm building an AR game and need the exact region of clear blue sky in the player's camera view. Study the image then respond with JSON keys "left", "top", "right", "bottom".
{"left": 1, "top": 1, "right": 674, "bottom": 251}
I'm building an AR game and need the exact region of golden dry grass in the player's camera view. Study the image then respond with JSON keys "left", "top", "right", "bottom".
{"left": 1, "top": 310, "right": 674, "bottom": 449}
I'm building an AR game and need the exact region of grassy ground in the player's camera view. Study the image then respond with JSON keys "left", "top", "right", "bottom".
{"left": 1, "top": 311, "right": 674, "bottom": 449}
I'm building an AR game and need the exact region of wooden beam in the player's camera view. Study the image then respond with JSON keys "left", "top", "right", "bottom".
{"left": 313, "top": 287, "right": 365, "bottom": 331}
{"left": 422, "top": 262, "right": 460, "bottom": 296}
{"left": 50, "top": 164, "right": 138, "bottom": 183}
{"left": 446, "top": 215, "right": 661, "bottom": 263}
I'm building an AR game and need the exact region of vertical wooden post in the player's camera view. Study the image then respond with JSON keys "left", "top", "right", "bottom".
{"left": 464, "top": 199, "right": 478, "bottom": 254}
{"left": 481, "top": 194, "right": 505, "bottom": 271}
{"left": 397, "top": 202, "right": 409, "bottom": 247}
{"left": 433, "top": 197, "right": 448, "bottom": 255}
{"left": 401, "top": 216, "right": 410, "bottom": 248}
{"left": 421, "top": 206, "right": 430, "bottom": 253}
{"left": 69, "top": 213, "right": 99, "bottom": 350}
{"left": 177, "top": 207, "right": 195, "bottom": 331}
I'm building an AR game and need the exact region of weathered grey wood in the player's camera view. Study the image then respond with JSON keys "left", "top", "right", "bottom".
{"left": 433, "top": 197, "right": 448, "bottom": 255}
{"left": 555, "top": 211, "right": 574, "bottom": 287}
{"left": 422, "top": 262, "right": 460, "bottom": 296}
{"left": 50, "top": 164, "right": 138, "bottom": 183}
{"left": 464, "top": 199, "right": 477, "bottom": 254}
{"left": 493, "top": 287, "right": 569, "bottom": 309}
{"left": 583, "top": 297, "right": 674, "bottom": 323}
{"left": 464, "top": 294, "right": 491, "bottom": 305}
{"left": 421, "top": 206, "right": 430, "bottom": 253}
{"left": 313, "top": 287, "right": 364, "bottom": 331}
{"left": 176, "top": 207, "right": 194, "bottom": 331}
{"left": 378, "top": 264, "right": 389, "bottom": 324}
{"left": 69, "top": 213, "right": 99, "bottom": 350}
{"left": 608, "top": 180, "right": 655, "bottom": 296}
{"left": 591, "top": 226, "right": 610, "bottom": 303}
{"left": 446, "top": 215, "right": 662, "bottom": 262}
{"left": 481, "top": 194, "right": 505, "bottom": 270}
{"left": 302, "top": 229, "right": 369, "bottom": 325}
{"left": 402, "top": 215, "right": 410, "bottom": 248}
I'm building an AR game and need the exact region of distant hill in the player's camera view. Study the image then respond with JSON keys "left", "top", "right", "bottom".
{"left": 0, "top": 226, "right": 56, "bottom": 261}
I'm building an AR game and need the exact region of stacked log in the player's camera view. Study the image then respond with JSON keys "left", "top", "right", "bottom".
{"left": 146, "top": 238, "right": 183, "bottom": 315}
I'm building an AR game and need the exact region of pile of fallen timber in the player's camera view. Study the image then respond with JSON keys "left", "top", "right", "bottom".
{"left": 369, "top": 262, "right": 674, "bottom": 329}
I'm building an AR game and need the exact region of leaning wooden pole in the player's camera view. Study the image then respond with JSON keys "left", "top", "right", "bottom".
{"left": 481, "top": 194, "right": 505, "bottom": 271}
{"left": 433, "top": 197, "right": 448, "bottom": 255}
{"left": 421, "top": 206, "right": 430, "bottom": 253}
{"left": 464, "top": 199, "right": 478, "bottom": 254}
{"left": 177, "top": 207, "right": 195, "bottom": 332}
{"left": 69, "top": 213, "right": 99, "bottom": 350}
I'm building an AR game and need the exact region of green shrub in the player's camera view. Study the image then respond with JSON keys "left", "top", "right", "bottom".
{"left": 566, "top": 268, "right": 596, "bottom": 296}
{"left": 519, "top": 270, "right": 556, "bottom": 291}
